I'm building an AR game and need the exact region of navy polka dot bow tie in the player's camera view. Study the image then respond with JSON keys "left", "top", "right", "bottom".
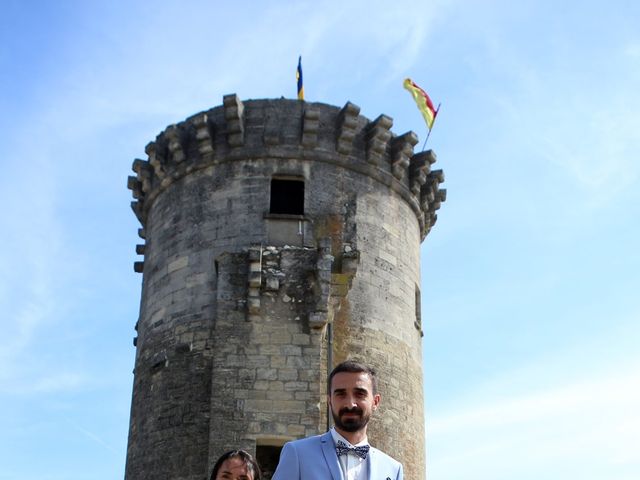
{"left": 336, "top": 440, "right": 370, "bottom": 459}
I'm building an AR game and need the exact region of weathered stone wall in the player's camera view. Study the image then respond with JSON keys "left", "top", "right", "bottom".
{"left": 320, "top": 185, "right": 425, "bottom": 480}
{"left": 125, "top": 96, "right": 445, "bottom": 480}
{"left": 207, "top": 247, "right": 326, "bottom": 460}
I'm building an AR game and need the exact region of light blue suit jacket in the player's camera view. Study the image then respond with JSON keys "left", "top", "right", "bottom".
{"left": 272, "top": 431, "right": 403, "bottom": 480}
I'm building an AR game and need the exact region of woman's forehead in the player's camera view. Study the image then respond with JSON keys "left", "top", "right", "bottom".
{"left": 220, "top": 457, "right": 250, "bottom": 472}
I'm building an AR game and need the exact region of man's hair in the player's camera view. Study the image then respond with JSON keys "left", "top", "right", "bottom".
{"left": 328, "top": 360, "right": 378, "bottom": 394}
{"left": 210, "top": 450, "right": 261, "bottom": 480}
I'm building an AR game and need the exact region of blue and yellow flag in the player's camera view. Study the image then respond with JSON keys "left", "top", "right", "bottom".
{"left": 296, "top": 56, "right": 304, "bottom": 100}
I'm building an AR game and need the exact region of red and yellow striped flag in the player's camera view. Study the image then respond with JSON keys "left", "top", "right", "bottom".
{"left": 403, "top": 78, "right": 438, "bottom": 130}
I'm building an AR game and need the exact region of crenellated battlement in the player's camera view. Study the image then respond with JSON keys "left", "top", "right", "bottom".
{"left": 127, "top": 95, "right": 445, "bottom": 240}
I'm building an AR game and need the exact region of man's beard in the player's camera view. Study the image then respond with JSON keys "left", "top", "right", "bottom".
{"left": 332, "top": 406, "right": 371, "bottom": 432}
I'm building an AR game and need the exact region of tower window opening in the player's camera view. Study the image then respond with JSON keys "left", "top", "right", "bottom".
{"left": 270, "top": 178, "right": 304, "bottom": 215}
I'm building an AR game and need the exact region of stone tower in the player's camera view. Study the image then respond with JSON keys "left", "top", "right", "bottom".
{"left": 125, "top": 95, "right": 445, "bottom": 480}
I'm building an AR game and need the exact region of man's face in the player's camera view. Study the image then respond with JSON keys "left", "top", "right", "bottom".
{"left": 328, "top": 371, "right": 381, "bottom": 434}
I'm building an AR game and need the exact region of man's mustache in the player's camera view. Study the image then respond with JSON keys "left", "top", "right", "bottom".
{"left": 339, "top": 407, "right": 363, "bottom": 416}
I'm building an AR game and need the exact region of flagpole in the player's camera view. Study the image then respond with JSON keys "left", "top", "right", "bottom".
{"left": 421, "top": 103, "right": 441, "bottom": 151}
{"left": 421, "top": 130, "right": 431, "bottom": 151}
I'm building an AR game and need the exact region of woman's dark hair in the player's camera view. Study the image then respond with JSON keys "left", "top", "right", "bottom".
{"left": 210, "top": 450, "right": 261, "bottom": 480}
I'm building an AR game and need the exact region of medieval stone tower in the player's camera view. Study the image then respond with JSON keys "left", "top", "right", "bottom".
{"left": 125, "top": 94, "right": 445, "bottom": 480}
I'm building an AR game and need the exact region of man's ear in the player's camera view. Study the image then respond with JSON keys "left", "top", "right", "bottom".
{"left": 372, "top": 393, "right": 381, "bottom": 410}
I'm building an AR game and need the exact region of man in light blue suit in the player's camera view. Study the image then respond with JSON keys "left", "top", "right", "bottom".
{"left": 272, "top": 361, "right": 403, "bottom": 480}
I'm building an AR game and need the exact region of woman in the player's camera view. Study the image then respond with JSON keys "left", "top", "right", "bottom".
{"left": 211, "top": 450, "right": 262, "bottom": 480}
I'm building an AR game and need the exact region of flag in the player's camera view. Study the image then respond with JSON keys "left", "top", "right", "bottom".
{"left": 403, "top": 78, "right": 438, "bottom": 130}
{"left": 297, "top": 56, "right": 304, "bottom": 100}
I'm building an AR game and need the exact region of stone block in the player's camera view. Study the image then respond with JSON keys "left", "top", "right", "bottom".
{"left": 267, "top": 390, "right": 294, "bottom": 401}
{"left": 268, "top": 380, "right": 284, "bottom": 391}
{"left": 272, "top": 400, "right": 306, "bottom": 414}
{"left": 287, "top": 424, "right": 306, "bottom": 436}
{"left": 291, "top": 334, "right": 310, "bottom": 345}
{"left": 277, "top": 368, "right": 298, "bottom": 381}
{"left": 243, "top": 399, "right": 273, "bottom": 413}
{"left": 265, "top": 276, "right": 280, "bottom": 291}
{"left": 168, "top": 256, "right": 189, "bottom": 274}
{"left": 256, "top": 368, "right": 278, "bottom": 381}
{"left": 281, "top": 345, "right": 301, "bottom": 356}
{"left": 284, "top": 381, "right": 308, "bottom": 391}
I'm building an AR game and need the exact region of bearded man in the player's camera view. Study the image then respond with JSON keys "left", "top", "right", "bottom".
{"left": 272, "top": 360, "right": 403, "bottom": 480}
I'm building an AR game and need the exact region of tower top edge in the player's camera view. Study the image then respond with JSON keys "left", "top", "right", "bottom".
{"left": 127, "top": 94, "right": 446, "bottom": 240}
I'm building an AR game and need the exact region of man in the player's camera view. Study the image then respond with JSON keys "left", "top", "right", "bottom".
{"left": 272, "top": 360, "right": 403, "bottom": 480}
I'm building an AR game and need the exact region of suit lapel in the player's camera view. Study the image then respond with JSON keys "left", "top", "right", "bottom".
{"left": 366, "top": 447, "right": 376, "bottom": 480}
{"left": 368, "top": 447, "right": 391, "bottom": 480}
{"left": 320, "top": 431, "right": 344, "bottom": 480}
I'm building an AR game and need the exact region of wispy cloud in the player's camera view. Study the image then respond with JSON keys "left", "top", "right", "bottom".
{"left": 426, "top": 358, "right": 640, "bottom": 479}
{"left": 0, "top": 92, "right": 88, "bottom": 395}
{"left": 625, "top": 42, "right": 640, "bottom": 58}
{"left": 449, "top": 1, "right": 640, "bottom": 211}
{"left": 0, "top": 148, "right": 59, "bottom": 385}
{"left": 65, "top": 416, "right": 119, "bottom": 454}
{"left": 430, "top": 368, "right": 640, "bottom": 432}
{"left": 1, "top": 372, "right": 87, "bottom": 396}
{"left": 19, "top": 0, "right": 441, "bottom": 127}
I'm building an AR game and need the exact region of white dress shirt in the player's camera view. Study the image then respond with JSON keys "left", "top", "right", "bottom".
{"left": 330, "top": 427, "right": 369, "bottom": 480}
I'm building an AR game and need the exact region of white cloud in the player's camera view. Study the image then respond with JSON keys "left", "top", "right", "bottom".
{"left": 625, "top": 42, "right": 640, "bottom": 58}
{"left": 67, "top": 419, "right": 118, "bottom": 454}
{"left": 0, "top": 94, "right": 89, "bottom": 395}
{"left": 10, "top": 372, "right": 87, "bottom": 395}
{"left": 447, "top": 2, "right": 640, "bottom": 212}
{"left": 0, "top": 149, "right": 60, "bottom": 380}
{"left": 426, "top": 360, "right": 640, "bottom": 479}
{"left": 19, "top": 0, "right": 443, "bottom": 129}
{"left": 430, "top": 370, "right": 640, "bottom": 432}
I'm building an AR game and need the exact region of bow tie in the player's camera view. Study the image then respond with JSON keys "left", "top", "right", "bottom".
{"left": 336, "top": 440, "right": 370, "bottom": 459}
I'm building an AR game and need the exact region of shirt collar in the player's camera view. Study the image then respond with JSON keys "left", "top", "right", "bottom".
{"left": 330, "top": 427, "right": 369, "bottom": 448}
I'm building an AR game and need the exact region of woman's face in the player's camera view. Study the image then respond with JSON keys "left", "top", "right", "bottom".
{"left": 215, "top": 457, "right": 254, "bottom": 480}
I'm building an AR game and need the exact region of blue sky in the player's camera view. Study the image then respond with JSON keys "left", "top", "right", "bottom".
{"left": 1, "top": 1, "right": 638, "bottom": 479}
